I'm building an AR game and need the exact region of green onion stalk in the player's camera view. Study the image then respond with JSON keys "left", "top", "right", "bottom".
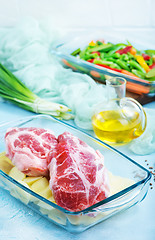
{"left": 0, "top": 63, "right": 74, "bottom": 120}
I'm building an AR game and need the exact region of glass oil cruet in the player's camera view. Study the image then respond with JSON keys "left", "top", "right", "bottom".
{"left": 92, "top": 77, "right": 147, "bottom": 145}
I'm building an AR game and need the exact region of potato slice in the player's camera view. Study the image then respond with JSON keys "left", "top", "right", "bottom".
{"left": 108, "top": 171, "right": 135, "bottom": 196}
{"left": 48, "top": 209, "right": 66, "bottom": 225}
{"left": 0, "top": 152, "right": 14, "bottom": 174}
{"left": 39, "top": 185, "right": 53, "bottom": 199}
{"left": 47, "top": 195, "right": 55, "bottom": 203}
{"left": 24, "top": 176, "right": 43, "bottom": 186}
{"left": 38, "top": 195, "right": 54, "bottom": 215}
{"left": 0, "top": 152, "right": 55, "bottom": 206}
{"left": 37, "top": 190, "right": 55, "bottom": 216}
{"left": 9, "top": 166, "right": 26, "bottom": 181}
{"left": 10, "top": 180, "right": 31, "bottom": 204}
{"left": 31, "top": 177, "right": 49, "bottom": 194}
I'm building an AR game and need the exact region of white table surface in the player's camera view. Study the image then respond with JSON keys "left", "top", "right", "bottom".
{"left": 0, "top": 100, "right": 155, "bottom": 240}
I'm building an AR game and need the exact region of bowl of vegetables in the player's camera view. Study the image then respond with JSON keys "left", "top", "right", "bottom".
{"left": 51, "top": 32, "right": 155, "bottom": 96}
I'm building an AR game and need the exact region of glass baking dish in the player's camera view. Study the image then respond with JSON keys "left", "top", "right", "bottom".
{"left": 51, "top": 32, "right": 155, "bottom": 96}
{"left": 0, "top": 115, "right": 151, "bottom": 233}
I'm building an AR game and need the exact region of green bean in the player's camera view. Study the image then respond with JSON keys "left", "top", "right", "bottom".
{"left": 147, "top": 58, "right": 153, "bottom": 66}
{"left": 110, "top": 53, "right": 121, "bottom": 58}
{"left": 107, "top": 44, "right": 125, "bottom": 55}
{"left": 147, "top": 77, "right": 155, "bottom": 81}
{"left": 131, "top": 69, "right": 146, "bottom": 79}
{"left": 96, "top": 41, "right": 104, "bottom": 45}
{"left": 79, "top": 47, "right": 88, "bottom": 59}
{"left": 93, "top": 59, "right": 114, "bottom": 65}
{"left": 90, "top": 53, "right": 100, "bottom": 59}
{"left": 116, "top": 59, "right": 130, "bottom": 71}
{"left": 100, "top": 52, "right": 106, "bottom": 60}
{"left": 128, "top": 60, "right": 146, "bottom": 73}
{"left": 79, "top": 50, "right": 98, "bottom": 60}
{"left": 104, "top": 57, "right": 117, "bottom": 62}
{"left": 121, "top": 54, "right": 129, "bottom": 61}
{"left": 116, "top": 43, "right": 127, "bottom": 47}
{"left": 145, "top": 49, "right": 155, "bottom": 56}
{"left": 71, "top": 48, "right": 81, "bottom": 56}
{"left": 127, "top": 52, "right": 136, "bottom": 60}
{"left": 93, "top": 59, "right": 121, "bottom": 69}
{"left": 109, "top": 63, "right": 121, "bottom": 69}
{"left": 88, "top": 43, "right": 113, "bottom": 53}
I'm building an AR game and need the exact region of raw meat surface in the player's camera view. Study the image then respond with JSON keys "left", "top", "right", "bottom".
{"left": 5, "top": 127, "right": 58, "bottom": 176}
{"left": 49, "top": 131, "right": 110, "bottom": 212}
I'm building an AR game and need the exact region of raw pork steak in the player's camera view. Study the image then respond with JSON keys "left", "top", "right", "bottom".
{"left": 49, "top": 132, "right": 110, "bottom": 212}
{"left": 5, "top": 127, "right": 57, "bottom": 177}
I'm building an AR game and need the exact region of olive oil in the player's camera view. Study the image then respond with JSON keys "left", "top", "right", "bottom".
{"left": 92, "top": 109, "right": 144, "bottom": 144}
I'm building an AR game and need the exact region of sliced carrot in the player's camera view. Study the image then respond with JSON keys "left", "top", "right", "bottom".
{"left": 126, "top": 82, "right": 150, "bottom": 94}
{"left": 121, "top": 69, "right": 150, "bottom": 94}
{"left": 121, "top": 69, "right": 150, "bottom": 84}
{"left": 121, "top": 69, "right": 140, "bottom": 79}
{"left": 62, "top": 59, "right": 77, "bottom": 70}
{"left": 90, "top": 70, "right": 101, "bottom": 78}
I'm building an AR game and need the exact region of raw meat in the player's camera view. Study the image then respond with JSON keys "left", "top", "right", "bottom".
{"left": 49, "top": 131, "right": 110, "bottom": 212}
{"left": 5, "top": 127, "right": 57, "bottom": 177}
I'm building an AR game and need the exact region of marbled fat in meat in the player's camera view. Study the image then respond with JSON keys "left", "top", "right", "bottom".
{"left": 49, "top": 132, "right": 110, "bottom": 212}
{"left": 5, "top": 127, "right": 58, "bottom": 176}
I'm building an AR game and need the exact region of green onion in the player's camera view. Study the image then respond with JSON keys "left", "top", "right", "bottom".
{"left": 0, "top": 63, "right": 74, "bottom": 120}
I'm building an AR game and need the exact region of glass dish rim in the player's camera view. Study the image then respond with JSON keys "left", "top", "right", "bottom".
{"left": 0, "top": 114, "right": 152, "bottom": 215}
{"left": 51, "top": 35, "right": 155, "bottom": 89}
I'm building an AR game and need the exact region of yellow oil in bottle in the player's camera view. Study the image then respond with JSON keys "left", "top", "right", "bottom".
{"left": 92, "top": 109, "right": 144, "bottom": 144}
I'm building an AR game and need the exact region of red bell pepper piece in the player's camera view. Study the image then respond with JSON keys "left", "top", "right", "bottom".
{"left": 149, "top": 63, "right": 155, "bottom": 69}
{"left": 87, "top": 59, "right": 94, "bottom": 63}
{"left": 142, "top": 53, "right": 151, "bottom": 61}
{"left": 116, "top": 45, "right": 132, "bottom": 55}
